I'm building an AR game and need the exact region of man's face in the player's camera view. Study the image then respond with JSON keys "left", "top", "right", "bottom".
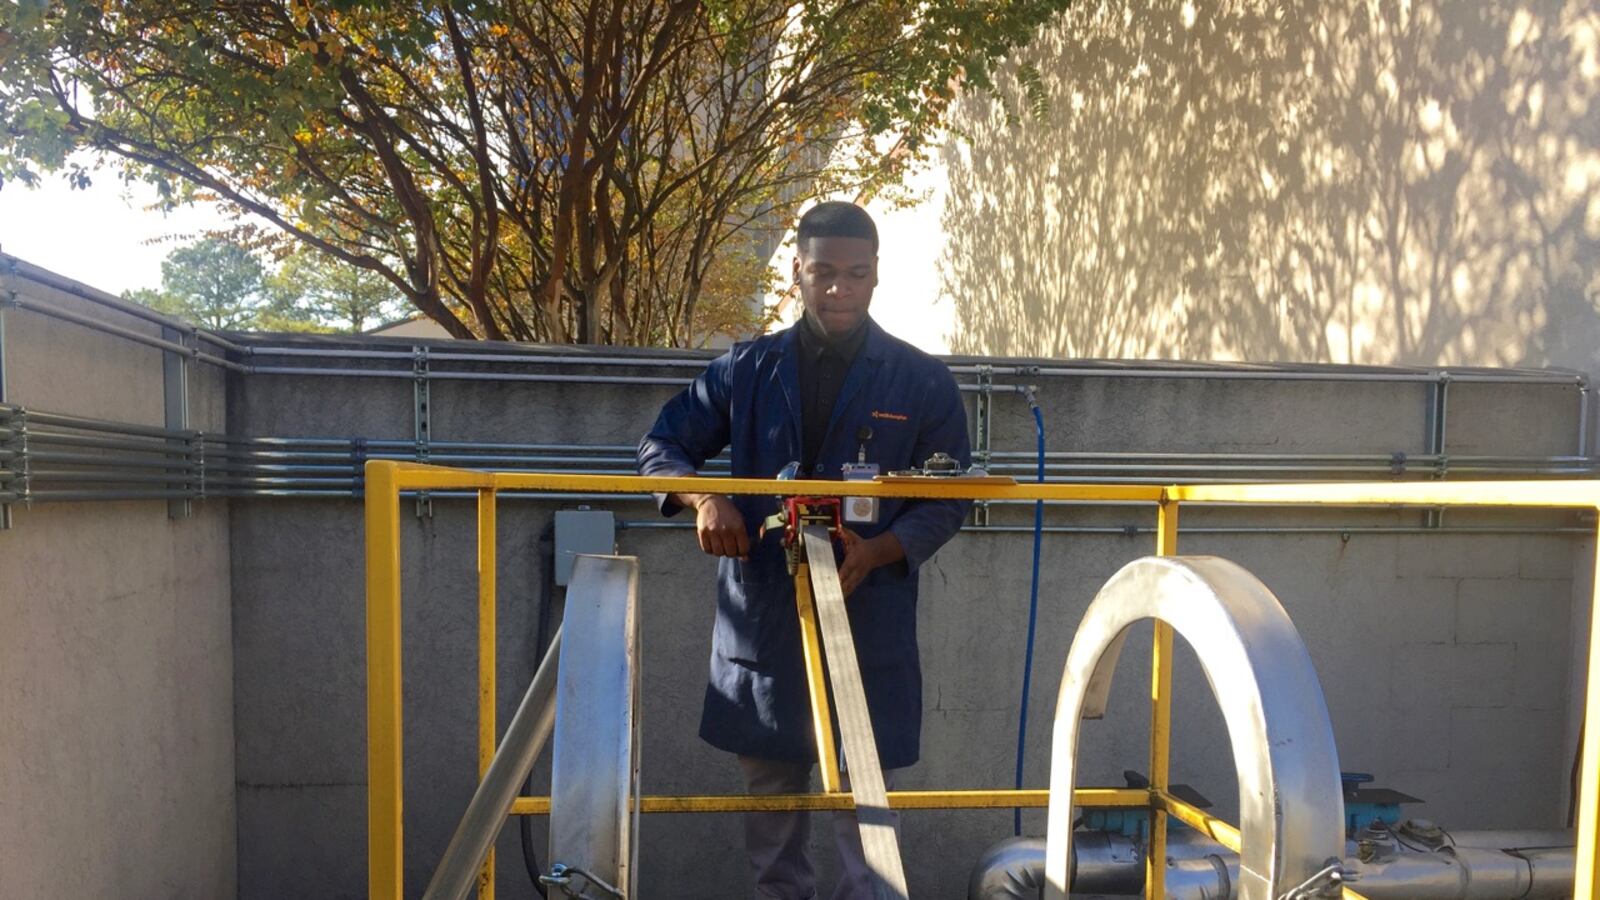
{"left": 793, "top": 236, "right": 877, "bottom": 338}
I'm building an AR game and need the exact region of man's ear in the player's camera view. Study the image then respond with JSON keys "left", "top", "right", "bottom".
{"left": 792, "top": 253, "right": 801, "bottom": 282}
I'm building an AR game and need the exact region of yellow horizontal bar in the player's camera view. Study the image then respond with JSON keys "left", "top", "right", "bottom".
{"left": 1155, "top": 790, "right": 1240, "bottom": 852}
{"left": 1171, "top": 480, "right": 1600, "bottom": 509}
{"left": 1155, "top": 791, "right": 1370, "bottom": 900}
{"left": 509, "top": 787, "right": 1148, "bottom": 816}
{"left": 378, "top": 462, "right": 1168, "bottom": 502}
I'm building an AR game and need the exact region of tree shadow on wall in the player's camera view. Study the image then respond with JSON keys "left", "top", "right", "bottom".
{"left": 940, "top": 0, "right": 1600, "bottom": 372}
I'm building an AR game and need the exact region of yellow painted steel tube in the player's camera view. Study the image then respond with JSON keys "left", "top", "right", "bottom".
{"left": 1156, "top": 791, "right": 1372, "bottom": 900}
{"left": 1576, "top": 522, "right": 1600, "bottom": 898}
{"left": 381, "top": 462, "right": 1167, "bottom": 503}
{"left": 508, "top": 787, "right": 1149, "bottom": 815}
{"left": 794, "top": 563, "right": 841, "bottom": 793}
{"left": 1147, "top": 500, "right": 1179, "bottom": 900}
{"left": 1157, "top": 790, "right": 1241, "bottom": 852}
{"left": 366, "top": 462, "right": 404, "bottom": 900}
{"left": 1171, "top": 480, "right": 1600, "bottom": 508}
{"left": 476, "top": 490, "right": 497, "bottom": 900}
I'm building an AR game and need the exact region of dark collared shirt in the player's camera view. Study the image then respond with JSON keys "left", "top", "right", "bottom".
{"left": 795, "top": 311, "right": 867, "bottom": 475}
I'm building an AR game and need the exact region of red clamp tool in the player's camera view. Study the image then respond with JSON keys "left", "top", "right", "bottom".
{"left": 761, "top": 496, "right": 843, "bottom": 574}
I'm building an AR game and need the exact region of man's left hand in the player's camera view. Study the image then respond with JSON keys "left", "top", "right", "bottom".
{"left": 836, "top": 529, "right": 905, "bottom": 597}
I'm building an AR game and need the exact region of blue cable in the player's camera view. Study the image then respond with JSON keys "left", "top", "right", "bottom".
{"left": 1013, "top": 390, "right": 1045, "bottom": 836}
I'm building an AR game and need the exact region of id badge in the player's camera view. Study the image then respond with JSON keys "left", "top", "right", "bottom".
{"left": 841, "top": 462, "right": 880, "bottom": 525}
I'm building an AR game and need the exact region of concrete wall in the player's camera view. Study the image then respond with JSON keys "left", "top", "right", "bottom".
{"left": 842, "top": 0, "right": 1600, "bottom": 369}
{"left": 0, "top": 275, "right": 236, "bottom": 897}
{"left": 226, "top": 340, "right": 1592, "bottom": 899}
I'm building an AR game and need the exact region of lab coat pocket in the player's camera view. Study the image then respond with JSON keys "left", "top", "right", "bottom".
{"left": 715, "top": 560, "right": 786, "bottom": 669}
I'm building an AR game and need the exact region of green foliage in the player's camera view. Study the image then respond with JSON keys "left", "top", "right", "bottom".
{"left": 3, "top": 0, "right": 1070, "bottom": 345}
{"left": 130, "top": 237, "right": 269, "bottom": 330}
{"left": 126, "top": 237, "right": 394, "bottom": 333}
{"left": 268, "top": 247, "right": 403, "bottom": 332}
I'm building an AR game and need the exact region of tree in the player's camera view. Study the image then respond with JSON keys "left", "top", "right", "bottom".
{"left": 128, "top": 237, "right": 267, "bottom": 330}
{"left": 269, "top": 246, "right": 403, "bottom": 332}
{"left": 2, "top": 0, "right": 1068, "bottom": 346}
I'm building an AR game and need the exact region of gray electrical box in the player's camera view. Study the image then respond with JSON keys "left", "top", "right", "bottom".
{"left": 554, "top": 509, "right": 617, "bottom": 586}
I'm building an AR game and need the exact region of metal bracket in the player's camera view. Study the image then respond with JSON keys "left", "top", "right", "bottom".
{"left": 192, "top": 431, "right": 207, "bottom": 502}
{"left": 541, "top": 863, "right": 625, "bottom": 900}
{"left": 0, "top": 406, "right": 28, "bottom": 525}
{"left": 413, "top": 345, "right": 432, "bottom": 518}
{"left": 352, "top": 437, "right": 368, "bottom": 498}
{"left": 973, "top": 365, "right": 994, "bottom": 527}
{"left": 1423, "top": 375, "right": 1449, "bottom": 528}
{"left": 1277, "top": 859, "right": 1345, "bottom": 899}
{"left": 162, "top": 325, "right": 195, "bottom": 519}
{"left": 0, "top": 273, "right": 12, "bottom": 531}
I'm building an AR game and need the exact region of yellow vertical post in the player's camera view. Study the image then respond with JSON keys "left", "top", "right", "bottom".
{"left": 795, "top": 562, "right": 842, "bottom": 793}
{"left": 476, "top": 489, "right": 498, "bottom": 900}
{"left": 366, "top": 462, "right": 404, "bottom": 900}
{"left": 1147, "top": 498, "right": 1179, "bottom": 900}
{"left": 1575, "top": 517, "right": 1600, "bottom": 898}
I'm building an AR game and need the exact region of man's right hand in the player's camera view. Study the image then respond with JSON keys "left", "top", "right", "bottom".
{"left": 679, "top": 493, "right": 749, "bottom": 559}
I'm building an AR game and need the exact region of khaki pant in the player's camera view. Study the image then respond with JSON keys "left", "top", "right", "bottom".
{"left": 737, "top": 755, "right": 902, "bottom": 900}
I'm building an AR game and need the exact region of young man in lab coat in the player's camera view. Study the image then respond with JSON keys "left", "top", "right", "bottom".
{"left": 637, "top": 201, "right": 969, "bottom": 899}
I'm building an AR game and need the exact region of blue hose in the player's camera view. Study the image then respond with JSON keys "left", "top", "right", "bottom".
{"left": 1013, "top": 390, "right": 1045, "bottom": 836}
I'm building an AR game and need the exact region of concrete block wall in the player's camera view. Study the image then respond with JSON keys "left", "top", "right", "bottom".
{"left": 225, "top": 338, "right": 1592, "bottom": 899}
{"left": 0, "top": 275, "right": 236, "bottom": 899}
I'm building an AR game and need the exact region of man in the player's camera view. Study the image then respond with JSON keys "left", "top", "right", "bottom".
{"left": 637, "top": 201, "right": 970, "bottom": 899}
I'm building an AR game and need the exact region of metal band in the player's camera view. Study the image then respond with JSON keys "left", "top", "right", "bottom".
{"left": 1043, "top": 556, "right": 1345, "bottom": 900}
{"left": 802, "top": 525, "right": 910, "bottom": 900}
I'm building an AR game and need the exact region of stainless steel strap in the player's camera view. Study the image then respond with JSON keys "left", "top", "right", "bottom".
{"left": 801, "top": 525, "right": 910, "bottom": 900}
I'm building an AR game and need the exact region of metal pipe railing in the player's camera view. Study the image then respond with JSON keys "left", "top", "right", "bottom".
{"left": 5, "top": 294, "right": 249, "bottom": 372}
{"left": 240, "top": 339, "right": 1585, "bottom": 387}
{"left": 4, "top": 254, "right": 248, "bottom": 354}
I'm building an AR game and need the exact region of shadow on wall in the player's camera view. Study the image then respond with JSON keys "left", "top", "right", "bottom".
{"left": 941, "top": 0, "right": 1600, "bottom": 373}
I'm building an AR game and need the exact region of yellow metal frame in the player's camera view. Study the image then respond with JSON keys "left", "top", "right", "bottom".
{"left": 364, "top": 461, "right": 1600, "bottom": 900}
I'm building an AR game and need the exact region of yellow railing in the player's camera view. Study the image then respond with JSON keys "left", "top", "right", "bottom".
{"left": 365, "top": 460, "right": 1600, "bottom": 900}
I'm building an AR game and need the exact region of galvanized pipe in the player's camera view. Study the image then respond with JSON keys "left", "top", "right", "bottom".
{"left": 23, "top": 432, "right": 190, "bottom": 455}
{"left": 251, "top": 365, "right": 693, "bottom": 386}
{"left": 238, "top": 338, "right": 1582, "bottom": 386}
{"left": 27, "top": 451, "right": 197, "bottom": 471}
{"left": 251, "top": 345, "right": 711, "bottom": 368}
{"left": 6, "top": 294, "right": 247, "bottom": 372}
{"left": 19, "top": 410, "right": 194, "bottom": 441}
{"left": 970, "top": 830, "right": 1577, "bottom": 899}
{"left": 24, "top": 471, "right": 194, "bottom": 485}
{"left": 1023, "top": 364, "right": 1583, "bottom": 386}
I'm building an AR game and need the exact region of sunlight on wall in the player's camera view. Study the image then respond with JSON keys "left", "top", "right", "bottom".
{"left": 930, "top": 0, "right": 1600, "bottom": 372}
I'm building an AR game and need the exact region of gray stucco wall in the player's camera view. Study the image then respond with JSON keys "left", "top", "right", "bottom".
{"left": 225, "top": 340, "right": 1592, "bottom": 899}
{"left": 0, "top": 278, "right": 236, "bottom": 899}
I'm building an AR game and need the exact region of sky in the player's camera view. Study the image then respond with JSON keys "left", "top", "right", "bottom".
{"left": 0, "top": 162, "right": 233, "bottom": 297}
{"left": 0, "top": 154, "right": 956, "bottom": 352}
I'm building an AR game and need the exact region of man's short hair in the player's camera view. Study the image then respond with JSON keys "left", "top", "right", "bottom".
{"left": 797, "top": 201, "right": 878, "bottom": 253}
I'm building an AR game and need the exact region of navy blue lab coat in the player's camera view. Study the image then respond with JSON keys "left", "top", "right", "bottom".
{"left": 637, "top": 318, "right": 970, "bottom": 768}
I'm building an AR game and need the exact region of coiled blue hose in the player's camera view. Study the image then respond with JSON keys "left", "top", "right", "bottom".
{"left": 1013, "top": 389, "right": 1045, "bottom": 836}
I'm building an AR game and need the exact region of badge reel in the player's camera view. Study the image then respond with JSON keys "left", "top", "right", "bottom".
{"left": 841, "top": 426, "right": 879, "bottom": 525}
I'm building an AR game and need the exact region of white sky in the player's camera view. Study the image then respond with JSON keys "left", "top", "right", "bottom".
{"left": 0, "top": 163, "right": 233, "bottom": 296}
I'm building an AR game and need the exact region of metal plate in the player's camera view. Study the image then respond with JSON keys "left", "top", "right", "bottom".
{"left": 549, "top": 554, "right": 641, "bottom": 898}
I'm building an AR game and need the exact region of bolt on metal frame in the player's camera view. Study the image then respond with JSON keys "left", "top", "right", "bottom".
{"left": 367, "top": 463, "right": 1600, "bottom": 900}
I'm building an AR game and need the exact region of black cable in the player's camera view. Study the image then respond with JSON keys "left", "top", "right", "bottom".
{"left": 520, "top": 775, "right": 547, "bottom": 898}
{"left": 522, "top": 520, "right": 558, "bottom": 898}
